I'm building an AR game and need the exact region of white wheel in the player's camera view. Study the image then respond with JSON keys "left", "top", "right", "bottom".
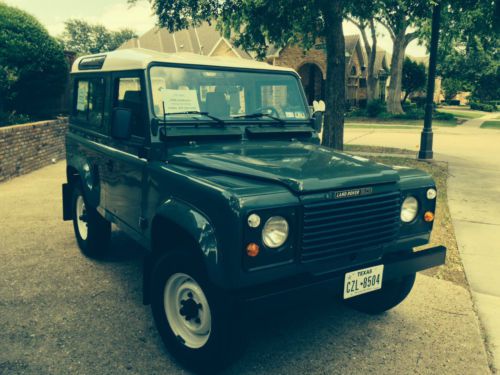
{"left": 71, "top": 185, "right": 110, "bottom": 257}
{"left": 163, "top": 273, "right": 212, "bottom": 349}
{"left": 75, "top": 195, "right": 88, "bottom": 241}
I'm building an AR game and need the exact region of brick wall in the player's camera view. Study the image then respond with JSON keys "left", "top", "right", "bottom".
{"left": 0, "top": 118, "right": 68, "bottom": 183}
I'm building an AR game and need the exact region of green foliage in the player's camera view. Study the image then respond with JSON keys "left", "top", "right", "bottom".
{"left": 432, "top": 111, "right": 455, "bottom": 120}
{"left": 441, "top": 77, "right": 465, "bottom": 100}
{"left": 435, "top": 0, "right": 499, "bottom": 102}
{"left": 410, "top": 96, "right": 427, "bottom": 108}
{"left": 0, "top": 3, "right": 68, "bottom": 117}
{"left": 0, "top": 111, "right": 31, "bottom": 127}
{"left": 470, "top": 102, "right": 497, "bottom": 112}
{"left": 366, "top": 100, "right": 385, "bottom": 117}
{"left": 60, "top": 19, "right": 137, "bottom": 55}
{"left": 402, "top": 57, "right": 427, "bottom": 101}
{"left": 471, "top": 67, "right": 500, "bottom": 102}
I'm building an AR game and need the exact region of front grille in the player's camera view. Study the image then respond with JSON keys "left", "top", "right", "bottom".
{"left": 300, "top": 191, "right": 401, "bottom": 263}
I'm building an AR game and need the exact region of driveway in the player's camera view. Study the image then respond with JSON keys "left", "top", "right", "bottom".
{"left": 345, "top": 117, "right": 500, "bottom": 372}
{"left": 0, "top": 162, "right": 491, "bottom": 374}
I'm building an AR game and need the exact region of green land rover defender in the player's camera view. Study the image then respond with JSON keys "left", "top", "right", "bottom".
{"left": 62, "top": 48, "right": 446, "bottom": 371}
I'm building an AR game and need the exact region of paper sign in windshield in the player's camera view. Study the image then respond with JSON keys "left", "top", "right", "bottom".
{"left": 162, "top": 89, "right": 200, "bottom": 113}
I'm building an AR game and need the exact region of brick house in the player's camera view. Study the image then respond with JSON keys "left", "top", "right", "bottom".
{"left": 120, "top": 24, "right": 390, "bottom": 107}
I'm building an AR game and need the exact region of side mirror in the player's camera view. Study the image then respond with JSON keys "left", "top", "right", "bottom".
{"left": 312, "top": 111, "right": 323, "bottom": 132}
{"left": 111, "top": 108, "right": 133, "bottom": 139}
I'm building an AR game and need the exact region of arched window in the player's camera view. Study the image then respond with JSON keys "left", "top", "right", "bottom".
{"left": 350, "top": 65, "right": 357, "bottom": 76}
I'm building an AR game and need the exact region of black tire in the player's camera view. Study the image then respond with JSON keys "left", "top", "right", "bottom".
{"left": 150, "top": 252, "right": 241, "bottom": 373}
{"left": 71, "top": 184, "right": 111, "bottom": 258}
{"left": 344, "top": 273, "right": 416, "bottom": 315}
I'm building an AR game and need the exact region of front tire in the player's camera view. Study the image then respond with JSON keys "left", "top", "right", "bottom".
{"left": 150, "top": 253, "right": 240, "bottom": 373}
{"left": 71, "top": 185, "right": 111, "bottom": 258}
{"left": 344, "top": 273, "right": 416, "bottom": 315}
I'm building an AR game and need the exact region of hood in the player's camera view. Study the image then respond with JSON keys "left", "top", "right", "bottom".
{"left": 167, "top": 141, "right": 399, "bottom": 193}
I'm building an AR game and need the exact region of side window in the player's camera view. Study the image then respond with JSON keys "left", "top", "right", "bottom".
{"left": 74, "top": 78, "right": 105, "bottom": 130}
{"left": 114, "top": 77, "right": 145, "bottom": 138}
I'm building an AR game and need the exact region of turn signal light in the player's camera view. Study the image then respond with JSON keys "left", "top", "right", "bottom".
{"left": 424, "top": 211, "right": 435, "bottom": 222}
{"left": 246, "top": 243, "right": 260, "bottom": 257}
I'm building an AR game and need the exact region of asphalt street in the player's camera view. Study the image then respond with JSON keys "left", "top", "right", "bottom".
{"left": 0, "top": 161, "right": 492, "bottom": 374}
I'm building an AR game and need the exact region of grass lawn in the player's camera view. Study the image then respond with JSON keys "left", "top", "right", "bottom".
{"left": 437, "top": 108, "right": 487, "bottom": 119}
{"left": 345, "top": 144, "right": 467, "bottom": 288}
{"left": 345, "top": 117, "right": 458, "bottom": 127}
{"left": 480, "top": 120, "right": 500, "bottom": 129}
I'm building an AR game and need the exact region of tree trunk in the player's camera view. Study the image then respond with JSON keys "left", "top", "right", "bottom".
{"left": 386, "top": 32, "right": 406, "bottom": 114}
{"left": 321, "top": 1, "right": 345, "bottom": 151}
{"left": 366, "top": 21, "right": 378, "bottom": 102}
{"left": 353, "top": 19, "right": 377, "bottom": 102}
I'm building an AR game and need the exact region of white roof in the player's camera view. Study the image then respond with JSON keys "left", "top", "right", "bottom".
{"left": 72, "top": 48, "right": 296, "bottom": 74}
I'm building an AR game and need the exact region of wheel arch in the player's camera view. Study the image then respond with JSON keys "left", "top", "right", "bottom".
{"left": 143, "top": 199, "right": 220, "bottom": 304}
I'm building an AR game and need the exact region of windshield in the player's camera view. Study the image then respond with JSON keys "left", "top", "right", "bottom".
{"left": 149, "top": 65, "right": 309, "bottom": 123}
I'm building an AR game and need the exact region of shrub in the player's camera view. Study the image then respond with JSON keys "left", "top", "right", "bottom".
{"left": 366, "top": 100, "right": 385, "bottom": 118}
{"left": 0, "top": 111, "right": 31, "bottom": 127}
{"left": 0, "top": 3, "right": 68, "bottom": 117}
{"left": 396, "top": 108, "right": 425, "bottom": 120}
{"left": 470, "top": 102, "right": 497, "bottom": 112}
{"left": 410, "top": 96, "right": 427, "bottom": 108}
{"left": 402, "top": 101, "right": 417, "bottom": 112}
{"left": 345, "top": 108, "right": 366, "bottom": 117}
{"left": 433, "top": 111, "right": 455, "bottom": 120}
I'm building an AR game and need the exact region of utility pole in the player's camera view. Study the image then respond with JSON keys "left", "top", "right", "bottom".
{"left": 418, "top": 2, "right": 441, "bottom": 160}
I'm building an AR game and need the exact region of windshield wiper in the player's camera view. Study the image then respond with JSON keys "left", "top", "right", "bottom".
{"left": 163, "top": 111, "right": 226, "bottom": 128}
{"left": 233, "top": 112, "right": 286, "bottom": 127}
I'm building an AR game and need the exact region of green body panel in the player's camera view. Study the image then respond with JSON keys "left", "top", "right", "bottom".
{"left": 64, "top": 65, "right": 440, "bottom": 291}
{"left": 166, "top": 141, "right": 400, "bottom": 193}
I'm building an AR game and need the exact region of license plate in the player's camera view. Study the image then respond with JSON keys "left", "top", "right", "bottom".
{"left": 343, "top": 265, "right": 384, "bottom": 299}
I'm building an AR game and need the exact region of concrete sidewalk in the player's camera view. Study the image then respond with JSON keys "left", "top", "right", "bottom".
{"left": 0, "top": 162, "right": 492, "bottom": 374}
{"left": 345, "top": 121, "right": 500, "bottom": 372}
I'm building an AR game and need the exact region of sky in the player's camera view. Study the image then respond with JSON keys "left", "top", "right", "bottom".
{"left": 4, "top": 0, "right": 428, "bottom": 57}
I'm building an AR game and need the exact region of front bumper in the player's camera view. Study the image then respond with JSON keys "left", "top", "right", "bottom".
{"left": 236, "top": 245, "right": 446, "bottom": 303}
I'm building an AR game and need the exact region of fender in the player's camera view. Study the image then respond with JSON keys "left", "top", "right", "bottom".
{"left": 151, "top": 198, "right": 220, "bottom": 282}
{"left": 66, "top": 142, "right": 102, "bottom": 210}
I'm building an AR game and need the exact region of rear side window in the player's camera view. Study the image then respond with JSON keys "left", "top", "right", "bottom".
{"left": 114, "top": 77, "right": 145, "bottom": 138}
{"left": 74, "top": 78, "right": 105, "bottom": 130}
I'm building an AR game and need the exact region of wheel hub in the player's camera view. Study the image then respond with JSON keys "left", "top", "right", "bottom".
{"left": 179, "top": 297, "right": 202, "bottom": 322}
{"left": 164, "top": 273, "right": 212, "bottom": 349}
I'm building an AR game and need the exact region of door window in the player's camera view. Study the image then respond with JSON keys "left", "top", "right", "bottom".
{"left": 115, "top": 77, "right": 145, "bottom": 138}
{"left": 74, "top": 78, "right": 105, "bottom": 130}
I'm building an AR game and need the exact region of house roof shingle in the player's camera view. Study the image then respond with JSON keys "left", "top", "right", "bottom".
{"left": 119, "top": 22, "right": 253, "bottom": 59}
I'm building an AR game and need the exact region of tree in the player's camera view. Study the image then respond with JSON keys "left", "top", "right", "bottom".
{"left": 60, "top": 19, "right": 137, "bottom": 55}
{"left": 0, "top": 3, "right": 68, "bottom": 116}
{"left": 472, "top": 67, "right": 500, "bottom": 101}
{"left": 130, "top": 0, "right": 348, "bottom": 150}
{"left": 347, "top": 3, "right": 380, "bottom": 102}
{"left": 375, "top": 0, "right": 432, "bottom": 114}
{"left": 441, "top": 77, "right": 464, "bottom": 100}
{"left": 401, "top": 57, "right": 426, "bottom": 102}
{"left": 434, "top": 0, "right": 499, "bottom": 102}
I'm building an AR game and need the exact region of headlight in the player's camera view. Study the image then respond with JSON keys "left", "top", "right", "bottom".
{"left": 262, "top": 216, "right": 289, "bottom": 248}
{"left": 401, "top": 196, "right": 419, "bottom": 223}
{"left": 426, "top": 188, "right": 437, "bottom": 200}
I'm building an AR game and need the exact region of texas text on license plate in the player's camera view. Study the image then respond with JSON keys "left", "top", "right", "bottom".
{"left": 343, "top": 265, "right": 384, "bottom": 299}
